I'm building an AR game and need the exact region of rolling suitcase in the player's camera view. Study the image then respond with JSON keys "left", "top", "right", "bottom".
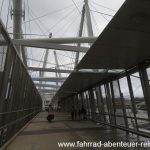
{"left": 47, "top": 113, "right": 54, "bottom": 122}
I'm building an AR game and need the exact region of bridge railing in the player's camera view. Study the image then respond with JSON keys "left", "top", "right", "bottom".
{"left": 0, "top": 19, "right": 42, "bottom": 147}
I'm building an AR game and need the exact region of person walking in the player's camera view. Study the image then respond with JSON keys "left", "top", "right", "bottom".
{"left": 81, "top": 105, "right": 86, "bottom": 120}
{"left": 71, "top": 106, "right": 76, "bottom": 120}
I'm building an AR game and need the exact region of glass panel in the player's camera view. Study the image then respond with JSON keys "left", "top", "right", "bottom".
{"left": 107, "top": 82, "right": 116, "bottom": 125}
{"left": 96, "top": 86, "right": 106, "bottom": 123}
{"left": 130, "top": 72, "right": 149, "bottom": 133}
{"left": 83, "top": 92, "right": 87, "bottom": 110}
{"left": 77, "top": 94, "right": 82, "bottom": 107}
{"left": 93, "top": 88, "right": 98, "bottom": 113}
{"left": 112, "top": 80, "right": 125, "bottom": 126}
{"left": 101, "top": 85, "right": 108, "bottom": 113}
{"left": 101, "top": 85, "right": 109, "bottom": 123}
{"left": 130, "top": 72, "right": 148, "bottom": 119}
{"left": 85, "top": 91, "right": 91, "bottom": 117}
{"left": 119, "top": 77, "right": 136, "bottom": 129}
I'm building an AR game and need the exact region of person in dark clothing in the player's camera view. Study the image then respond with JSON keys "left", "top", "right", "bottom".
{"left": 48, "top": 104, "right": 53, "bottom": 112}
{"left": 81, "top": 105, "right": 86, "bottom": 120}
{"left": 47, "top": 104, "right": 54, "bottom": 122}
{"left": 78, "top": 109, "right": 81, "bottom": 120}
{"left": 71, "top": 106, "right": 76, "bottom": 120}
{"left": 74, "top": 108, "right": 77, "bottom": 120}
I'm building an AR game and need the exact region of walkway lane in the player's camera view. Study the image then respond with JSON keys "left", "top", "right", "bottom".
{"left": 5, "top": 112, "right": 150, "bottom": 150}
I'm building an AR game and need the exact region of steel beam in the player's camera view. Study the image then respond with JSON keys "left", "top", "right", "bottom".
{"left": 38, "top": 89, "right": 57, "bottom": 93}
{"left": 42, "top": 95, "right": 53, "bottom": 98}
{"left": 35, "top": 83, "right": 60, "bottom": 88}
{"left": 12, "top": 40, "right": 88, "bottom": 53}
{"left": 40, "top": 93, "right": 56, "bottom": 95}
{"left": 34, "top": 80, "right": 64, "bottom": 83}
{"left": 12, "top": 36, "right": 97, "bottom": 44}
{"left": 32, "top": 77, "right": 66, "bottom": 81}
{"left": 28, "top": 67, "right": 73, "bottom": 73}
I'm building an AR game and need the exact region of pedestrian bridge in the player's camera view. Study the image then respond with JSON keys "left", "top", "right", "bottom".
{"left": 0, "top": 0, "right": 150, "bottom": 149}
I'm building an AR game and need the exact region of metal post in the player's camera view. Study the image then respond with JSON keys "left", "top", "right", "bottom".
{"left": 74, "top": 5, "right": 85, "bottom": 67}
{"left": 99, "top": 86, "right": 106, "bottom": 123}
{"left": 88, "top": 89, "right": 96, "bottom": 120}
{"left": 39, "top": 71, "right": 42, "bottom": 89}
{"left": 84, "top": 0, "right": 94, "bottom": 37}
{"left": 105, "top": 83, "right": 116, "bottom": 125}
{"left": 40, "top": 33, "right": 52, "bottom": 79}
{"left": 21, "top": 30, "right": 27, "bottom": 66}
{"left": 110, "top": 82, "right": 117, "bottom": 125}
{"left": 12, "top": 0, "right": 24, "bottom": 55}
{"left": 80, "top": 93, "right": 84, "bottom": 105}
{"left": 43, "top": 49, "right": 49, "bottom": 69}
{"left": 54, "top": 51, "right": 61, "bottom": 78}
{"left": 53, "top": 51, "right": 61, "bottom": 88}
{"left": 40, "top": 49, "right": 49, "bottom": 78}
{"left": 74, "top": 0, "right": 94, "bottom": 67}
{"left": 21, "top": 46, "right": 27, "bottom": 66}
{"left": 127, "top": 75, "right": 139, "bottom": 131}
{"left": 117, "top": 80, "right": 129, "bottom": 129}
{"left": 85, "top": 92, "right": 90, "bottom": 119}
{"left": 84, "top": 0, "right": 97, "bottom": 74}
{"left": 39, "top": 35, "right": 50, "bottom": 103}
{"left": 95, "top": 86, "right": 103, "bottom": 122}
{"left": 12, "top": 0, "right": 27, "bottom": 66}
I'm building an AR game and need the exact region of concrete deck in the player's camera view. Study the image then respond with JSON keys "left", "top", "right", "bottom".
{"left": 4, "top": 112, "right": 150, "bottom": 150}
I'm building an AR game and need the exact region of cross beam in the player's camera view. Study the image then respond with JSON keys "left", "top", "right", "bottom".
{"left": 12, "top": 36, "right": 97, "bottom": 44}
{"left": 28, "top": 67, "right": 73, "bottom": 73}
{"left": 35, "top": 83, "right": 60, "bottom": 88}
{"left": 32, "top": 77, "right": 66, "bottom": 81}
{"left": 12, "top": 40, "right": 89, "bottom": 53}
{"left": 38, "top": 89, "right": 57, "bottom": 93}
